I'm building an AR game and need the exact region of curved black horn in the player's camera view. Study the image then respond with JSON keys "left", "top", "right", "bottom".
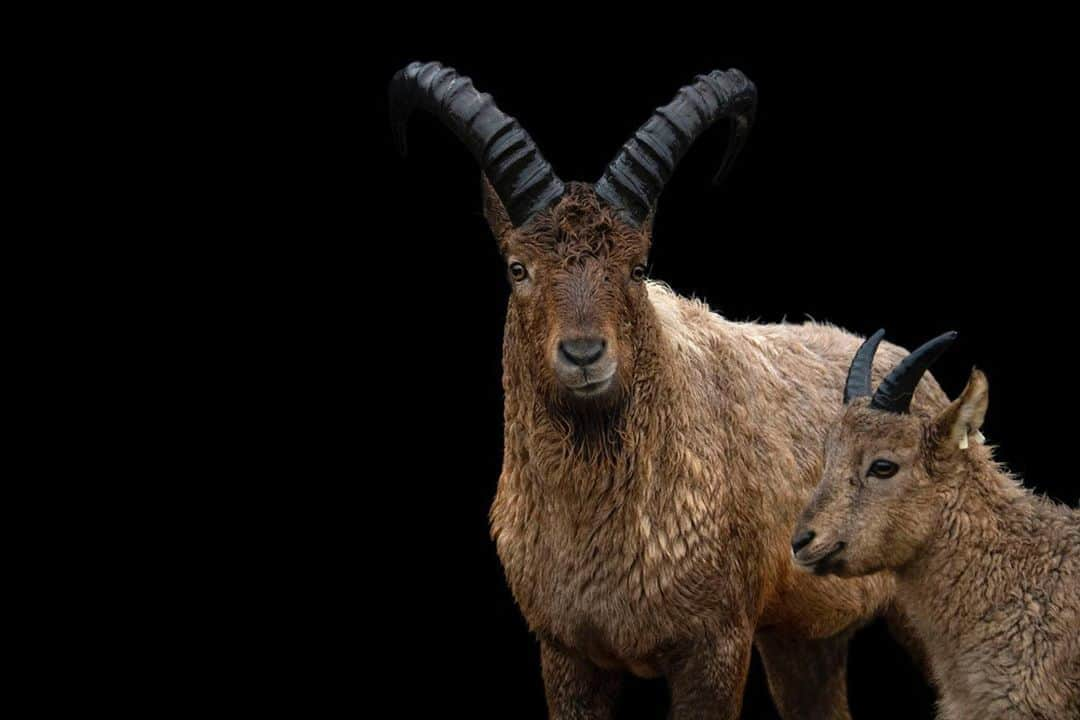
{"left": 594, "top": 69, "right": 757, "bottom": 227}
{"left": 389, "top": 61, "right": 565, "bottom": 227}
{"left": 844, "top": 328, "right": 886, "bottom": 404}
{"left": 871, "top": 331, "right": 959, "bottom": 413}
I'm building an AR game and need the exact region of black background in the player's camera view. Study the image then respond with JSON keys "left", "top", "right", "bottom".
{"left": 365, "top": 32, "right": 1077, "bottom": 720}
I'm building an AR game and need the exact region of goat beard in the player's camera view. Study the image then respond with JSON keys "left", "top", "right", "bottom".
{"left": 507, "top": 327, "right": 648, "bottom": 455}
{"left": 543, "top": 371, "right": 632, "bottom": 454}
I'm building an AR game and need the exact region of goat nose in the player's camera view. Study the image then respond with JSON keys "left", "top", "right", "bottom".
{"left": 559, "top": 338, "right": 606, "bottom": 367}
{"left": 791, "top": 530, "right": 815, "bottom": 554}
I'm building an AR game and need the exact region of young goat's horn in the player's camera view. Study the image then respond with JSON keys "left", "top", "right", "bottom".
{"left": 388, "top": 61, "right": 565, "bottom": 227}
{"left": 871, "top": 331, "right": 959, "bottom": 414}
{"left": 594, "top": 69, "right": 757, "bottom": 227}
{"left": 844, "top": 328, "right": 886, "bottom": 404}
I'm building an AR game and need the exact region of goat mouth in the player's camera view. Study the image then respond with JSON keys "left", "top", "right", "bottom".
{"left": 796, "top": 541, "right": 846, "bottom": 574}
{"left": 567, "top": 373, "right": 615, "bottom": 398}
{"left": 564, "top": 367, "right": 617, "bottom": 398}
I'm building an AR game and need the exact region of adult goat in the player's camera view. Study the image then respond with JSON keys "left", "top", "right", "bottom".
{"left": 389, "top": 60, "right": 941, "bottom": 719}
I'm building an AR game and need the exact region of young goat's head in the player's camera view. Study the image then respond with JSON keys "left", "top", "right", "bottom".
{"left": 389, "top": 61, "right": 755, "bottom": 405}
{"left": 791, "top": 330, "right": 989, "bottom": 577}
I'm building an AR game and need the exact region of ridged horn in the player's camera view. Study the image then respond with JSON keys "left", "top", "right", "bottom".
{"left": 594, "top": 69, "right": 757, "bottom": 227}
{"left": 844, "top": 329, "right": 886, "bottom": 404}
{"left": 388, "top": 61, "right": 565, "bottom": 227}
{"left": 871, "top": 331, "right": 959, "bottom": 413}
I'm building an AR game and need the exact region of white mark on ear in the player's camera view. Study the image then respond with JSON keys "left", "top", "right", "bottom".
{"left": 939, "top": 369, "right": 990, "bottom": 452}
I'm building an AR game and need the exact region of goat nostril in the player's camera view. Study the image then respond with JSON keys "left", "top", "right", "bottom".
{"left": 559, "top": 338, "right": 606, "bottom": 367}
{"left": 791, "top": 530, "right": 815, "bottom": 554}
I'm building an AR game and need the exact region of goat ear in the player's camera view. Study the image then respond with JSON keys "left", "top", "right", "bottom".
{"left": 934, "top": 369, "right": 989, "bottom": 451}
{"left": 481, "top": 173, "right": 514, "bottom": 243}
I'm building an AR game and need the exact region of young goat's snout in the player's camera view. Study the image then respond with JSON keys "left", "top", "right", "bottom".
{"left": 790, "top": 516, "right": 847, "bottom": 574}
{"left": 790, "top": 528, "right": 815, "bottom": 555}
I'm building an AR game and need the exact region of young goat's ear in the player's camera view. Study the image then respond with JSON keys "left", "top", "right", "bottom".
{"left": 481, "top": 174, "right": 514, "bottom": 244}
{"left": 934, "top": 369, "right": 989, "bottom": 451}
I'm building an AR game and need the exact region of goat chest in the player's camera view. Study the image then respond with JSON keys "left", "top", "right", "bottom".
{"left": 491, "top": 468, "right": 729, "bottom": 676}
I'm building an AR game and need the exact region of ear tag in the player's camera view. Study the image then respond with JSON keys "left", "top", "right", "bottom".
{"left": 973, "top": 430, "right": 986, "bottom": 445}
{"left": 958, "top": 428, "right": 969, "bottom": 450}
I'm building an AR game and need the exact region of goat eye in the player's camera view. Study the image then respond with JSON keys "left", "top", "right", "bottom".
{"left": 631, "top": 265, "right": 646, "bottom": 282}
{"left": 509, "top": 262, "right": 528, "bottom": 282}
{"left": 868, "top": 459, "right": 899, "bottom": 479}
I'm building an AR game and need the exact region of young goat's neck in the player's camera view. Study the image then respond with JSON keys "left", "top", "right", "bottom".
{"left": 896, "top": 450, "right": 1028, "bottom": 648}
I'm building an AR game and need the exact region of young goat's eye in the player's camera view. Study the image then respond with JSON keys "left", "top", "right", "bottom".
{"left": 631, "top": 265, "right": 647, "bottom": 282}
{"left": 867, "top": 459, "right": 900, "bottom": 479}
{"left": 509, "top": 262, "right": 528, "bottom": 282}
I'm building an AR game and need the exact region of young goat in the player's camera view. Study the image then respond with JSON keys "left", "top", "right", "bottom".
{"left": 793, "top": 330, "right": 1080, "bottom": 719}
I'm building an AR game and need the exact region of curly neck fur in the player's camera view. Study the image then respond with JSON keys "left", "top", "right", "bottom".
{"left": 903, "top": 447, "right": 1041, "bottom": 590}
{"left": 898, "top": 444, "right": 1080, "bottom": 669}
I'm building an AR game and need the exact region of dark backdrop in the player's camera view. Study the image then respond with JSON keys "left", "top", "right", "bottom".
{"left": 366, "top": 38, "right": 1076, "bottom": 720}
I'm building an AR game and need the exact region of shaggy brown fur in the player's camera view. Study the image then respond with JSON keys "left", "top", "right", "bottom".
{"left": 485, "top": 180, "right": 948, "bottom": 719}
{"left": 794, "top": 369, "right": 1080, "bottom": 719}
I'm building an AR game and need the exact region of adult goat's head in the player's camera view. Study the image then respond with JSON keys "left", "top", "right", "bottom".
{"left": 389, "top": 61, "right": 756, "bottom": 404}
